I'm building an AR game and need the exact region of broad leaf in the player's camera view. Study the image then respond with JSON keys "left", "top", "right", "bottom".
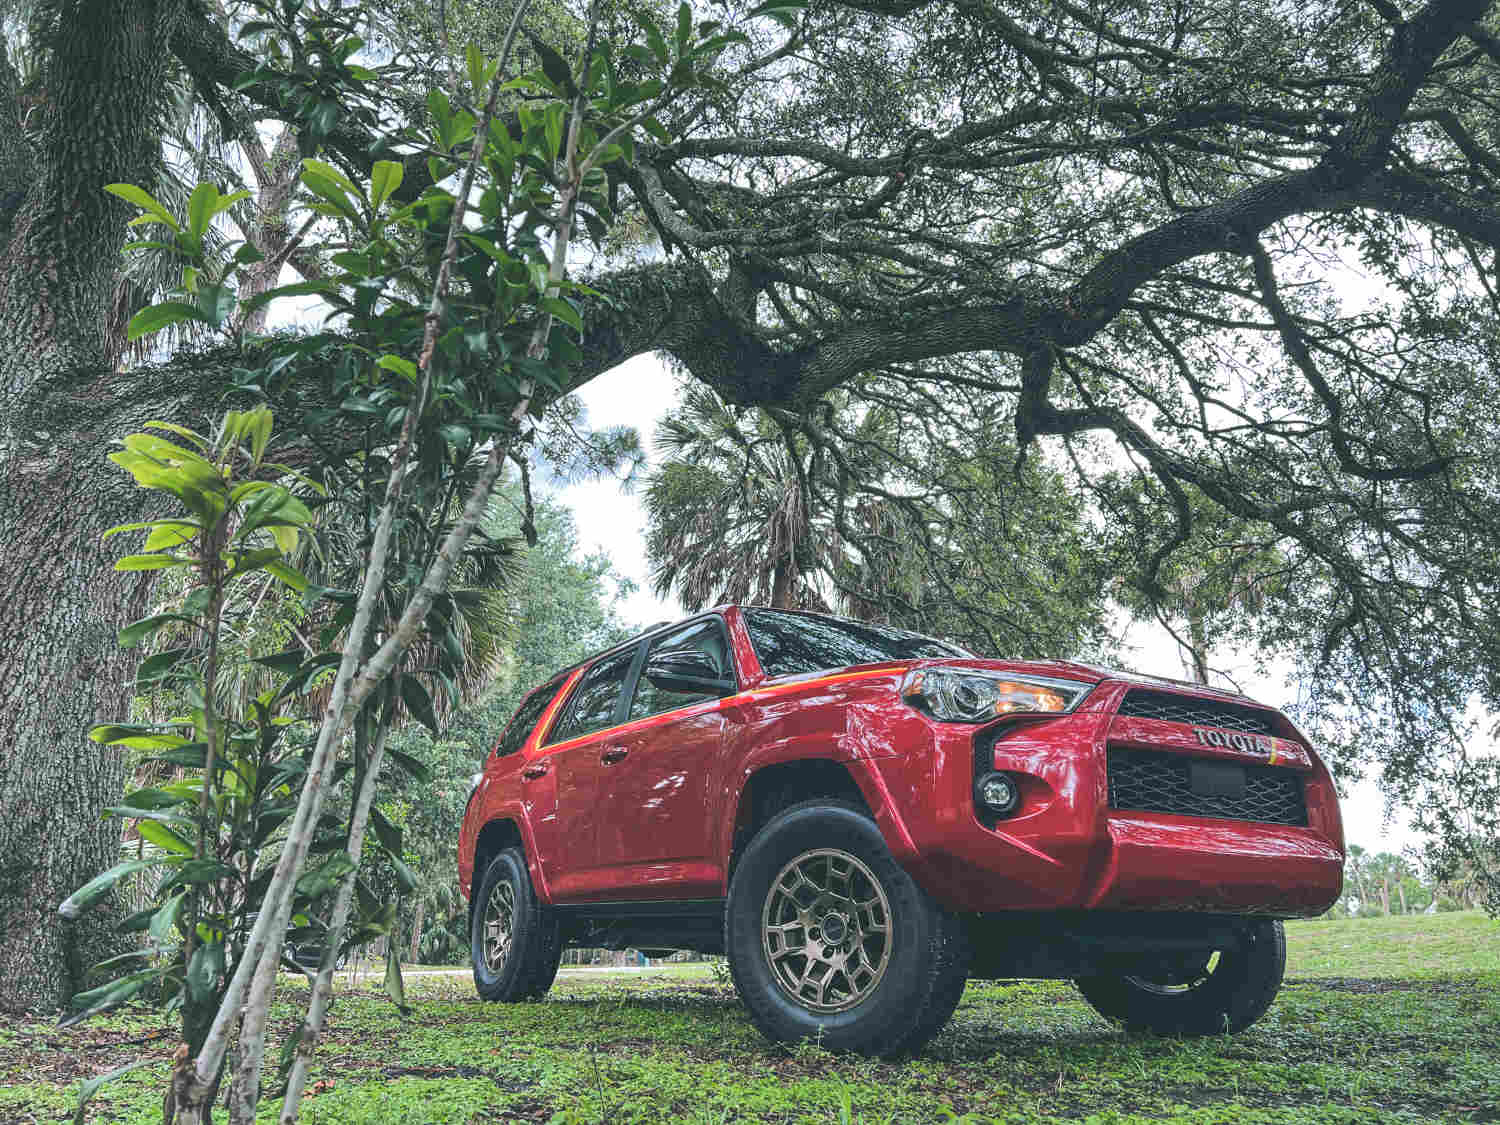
{"left": 296, "top": 850, "right": 355, "bottom": 898}
{"left": 384, "top": 941, "right": 411, "bottom": 1015}
{"left": 370, "top": 160, "right": 404, "bottom": 210}
{"left": 127, "top": 302, "right": 209, "bottom": 341}
{"left": 59, "top": 859, "right": 167, "bottom": 919}
{"left": 104, "top": 183, "right": 178, "bottom": 231}
{"left": 118, "top": 613, "right": 194, "bottom": 649}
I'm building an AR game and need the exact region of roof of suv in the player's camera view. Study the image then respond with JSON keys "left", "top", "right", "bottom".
{"left": 541, "top": 604, "right": 968, "bottom": 686}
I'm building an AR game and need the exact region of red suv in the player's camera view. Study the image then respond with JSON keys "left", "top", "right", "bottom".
{"left": 459, "top": 606, "right": 1343, "bottom": 1054}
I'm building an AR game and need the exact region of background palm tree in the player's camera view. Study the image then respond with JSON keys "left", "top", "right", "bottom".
{"left": 644, "top": 381, "right": 1113, "bottom": 660}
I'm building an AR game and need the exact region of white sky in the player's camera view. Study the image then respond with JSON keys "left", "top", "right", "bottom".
{"left": 558, "top": 353, "right": 1425, "bottom": 856}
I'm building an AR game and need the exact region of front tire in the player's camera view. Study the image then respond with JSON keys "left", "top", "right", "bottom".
{"left": 471, "top": 847, "right": 562, "bottom": 1001}
{"left": 1075, "top": 917, "right": 1286, "bottom": 1035}
{"left": 725, "top": 800, "right": 968, "bottom": 1056}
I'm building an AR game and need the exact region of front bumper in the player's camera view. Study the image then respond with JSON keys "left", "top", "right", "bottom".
{"left": 880, "top": 686, "right": 1345, "bottom": 918}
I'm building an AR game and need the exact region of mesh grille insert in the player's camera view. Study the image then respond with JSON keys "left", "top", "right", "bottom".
{"left": 1107, "top": 748, "right": 1308, "bottom": 826}
{"left": 1117, "top": 690, "right": 1275, "bottom": 735}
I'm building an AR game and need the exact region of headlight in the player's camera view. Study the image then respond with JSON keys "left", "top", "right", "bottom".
{"left": 901, "top": 667, "right": 1093, "bottom": 722}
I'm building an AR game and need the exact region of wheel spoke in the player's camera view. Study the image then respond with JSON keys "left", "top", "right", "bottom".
{"left": 761, "top": 847, "right": 893, "bottom": 1014}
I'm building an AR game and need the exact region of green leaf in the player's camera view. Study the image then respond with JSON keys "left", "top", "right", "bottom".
{"left": 370, "top": 160, "right": 404, "bottom": 211}
{"left": 127, "top": 302, "right": 210, "bottom": 341}
{"left": 60, "top": 970, "right": 158, "bottom": 1028}
{"left": 675, "top": 1, "right": 693, "bottom": 52}
{"left": 370, "top": 806, "right": 403, "bottom": 856}
{"left": 142, "top": 421, "right": 212, "bottom": 450}
{"left": 540, "top": 296, "right": 583, "bottom": 333}
{"left": 118, "top": 613, "right": 194, "bottom": 649}
{"left": 400, "top": 676, "right": 440, "bottom": 736}
{"left": 59, "top": 859, "right": 167, "bottom": 919}
{"left": 544, "top": 101, "right": 565, "bottom": 163}
{"left": 465, "top": 42, "right": 486, "bottom": 98}
{"left": 386, "top": 851, "right": 419, "bottom": 894}
{"left": 384, "top": 941, "right": 411, "bottom": 1015}
{"left": 185, "top": 940, "right": 225, "bottom": 1006}
{"left": 72, "top": 1059, "right": 154, "bottom": 1124}
{"left": 104, "top": 183, "right": 179, "bottom": 232}
{"left": 642, "top": 16, "right": 669, "bottom": 64}
{"left": 254, "top": 649, "right": 310, "bottom": 676}
{"left": 377, "top": 354, "right": 418, "bottom": 382}
{"left": 114, "top": 553, "right": 185, "bottom": 572}
{"left": 386, "top": 748, "right": 433, "bottom": 784}
{"left": 296, "top": 850, "right": 355, "bottom": 898}
{"left": 186, "top": 182, "right": 219, "bottom": 242}
{"left": 265, "top": 561, "right": 309, "bottom": 592}
{"left": 142, "top": 521, "right": 200, "bottom": 552}
{"left": 114, "top": 787, "right": 191, "bottom": 811}
{"left": 149, "top": 893, "right": 186, "bottom": 944}
{"left": 161, "top": 858, "right": 235, "bottom": 890}
{"left": 746, "top": 0, "right": 806, "bottom": 28}
{"left": 136, "top": 647, "right": 191, "bottom": 686}
{"left": 137, "top": 819, "right": 195, "bottom": 856}
{"left": 197, "top": 283, "right": 236, "bottom": 328}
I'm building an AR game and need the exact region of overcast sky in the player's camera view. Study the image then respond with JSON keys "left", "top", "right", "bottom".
{"left": 555, "top": 354, "right": 1424, "bottom": 856}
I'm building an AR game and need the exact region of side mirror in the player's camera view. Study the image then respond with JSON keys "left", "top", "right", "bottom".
{"left": 643, "top": 649, "right": 734, "bottom": 696}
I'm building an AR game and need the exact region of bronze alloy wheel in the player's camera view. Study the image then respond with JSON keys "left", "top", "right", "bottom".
{"left": 483, "top": 875, "right": 516, "bottom": 974}
{"left": 761, "top": 847, "right": 892, "bottom": 1012}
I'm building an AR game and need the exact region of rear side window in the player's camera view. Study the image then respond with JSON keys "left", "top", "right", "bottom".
{"left": 744, "top": 608, "right": 966, "bottom": 677}
{"left": 492, "top": 679, "right": 564, "bottom": 757}
{"left": 547, "top": 648, "right": 637, "bottom": 744}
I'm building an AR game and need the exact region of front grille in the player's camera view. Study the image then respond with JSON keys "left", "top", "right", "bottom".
{"left": 1107, "top": 748, "right": 1308, "bottom": 826}
{"left": 1117, "top": 689, "right": 1275, "bottom": 735}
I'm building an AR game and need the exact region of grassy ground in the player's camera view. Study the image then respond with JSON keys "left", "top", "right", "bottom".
{"left": 4, "top": 911, "right": 1497, "bottom": 1124}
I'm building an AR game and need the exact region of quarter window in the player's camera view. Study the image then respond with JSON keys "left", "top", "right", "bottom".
{"left": 492, "top": 678, "right": 565, "bottom": 757}
{"left": 628, "top": 618, "right": 734, "bottom": 721}
{"left": 548, "top": 648, "right": 636, "bottom": 744}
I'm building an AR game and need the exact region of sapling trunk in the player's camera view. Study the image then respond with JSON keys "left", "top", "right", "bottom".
{"left": 279, "top": 687, "right": 399, "bottom": 1122}
{"left": 212, "top": 14, "right": 536, "bottom": 1119}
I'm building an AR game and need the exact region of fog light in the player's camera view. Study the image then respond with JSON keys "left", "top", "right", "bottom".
{"left": 975, "top": 771, "right": 1020, "bottom": 815}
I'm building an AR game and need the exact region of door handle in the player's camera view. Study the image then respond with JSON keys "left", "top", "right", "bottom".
{"left": 521, "top": 761, "right": 550, "bottom": 780}
{"left": 600, "top": 746, "right": 629, "bottom": 765}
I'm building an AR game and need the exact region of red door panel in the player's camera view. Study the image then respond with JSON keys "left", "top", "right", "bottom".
{"left": 594, "top": 703, "right": 726, "bottom": 899}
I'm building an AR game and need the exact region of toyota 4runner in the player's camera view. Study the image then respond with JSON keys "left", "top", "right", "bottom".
{"left": 458, "top": 606, "right": 1344, "bottom": 1055}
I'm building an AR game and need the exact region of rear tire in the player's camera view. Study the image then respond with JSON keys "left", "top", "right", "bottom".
{"left": 725, "top": 800, "right": 969, "bottom": 1056}
{"left": 471, "top": 847, "right": 562, "bottom": 1001}
{"left": 1075, "top": 917, "right": 1285, "bottom": 1035}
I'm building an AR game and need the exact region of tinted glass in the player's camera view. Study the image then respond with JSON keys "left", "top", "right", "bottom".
{"left": 548, "top": 648, "right": 636, "bottom": 743}
{"left": 744, "top": 608, "right": 966, "bottom": 677}
{"left": 628, "top": 618, "right": 734, "bottom": 721}
{"left": 492, "top": 679, "right": 564, "bottom": 757}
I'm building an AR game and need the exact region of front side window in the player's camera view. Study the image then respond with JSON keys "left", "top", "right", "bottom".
{"left": 628, "top": 618, "right": 735, "bottom": 721}
{"left": 547, "top": 648, "right": 636, "bottom": 744}
{"left": 492, "top": 677, "right": 565, "bottom": 757}
{"left": 744, "top": 608, "right": 967, "bottom": 677}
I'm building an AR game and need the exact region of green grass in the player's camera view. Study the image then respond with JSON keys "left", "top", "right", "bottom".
{"left": 5, "top": 911, "right": 1497, "bottom": 1124}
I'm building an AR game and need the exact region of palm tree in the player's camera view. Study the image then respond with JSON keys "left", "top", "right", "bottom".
{"left": 643, "top": 382, "right": 1111, "bottom": 661}
{"left": 644, "top": 383, "right": 840, "bottom": 611}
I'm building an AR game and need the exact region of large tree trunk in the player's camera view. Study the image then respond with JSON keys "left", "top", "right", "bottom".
{"left": 0, "top": 0, "right": 185, "bottom": 1011}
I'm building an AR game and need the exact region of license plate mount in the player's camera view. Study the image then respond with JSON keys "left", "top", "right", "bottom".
{"left": 1190, "top": 760, "right": 1247, "bottom": 799}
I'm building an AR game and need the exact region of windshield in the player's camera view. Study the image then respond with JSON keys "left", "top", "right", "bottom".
{"left": 744, "top": 608, "right": 968, "bottom": 677}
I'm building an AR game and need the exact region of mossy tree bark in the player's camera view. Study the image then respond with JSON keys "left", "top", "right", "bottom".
{"left": 0, "top": 0, "right": 187, "bottom": 1011}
